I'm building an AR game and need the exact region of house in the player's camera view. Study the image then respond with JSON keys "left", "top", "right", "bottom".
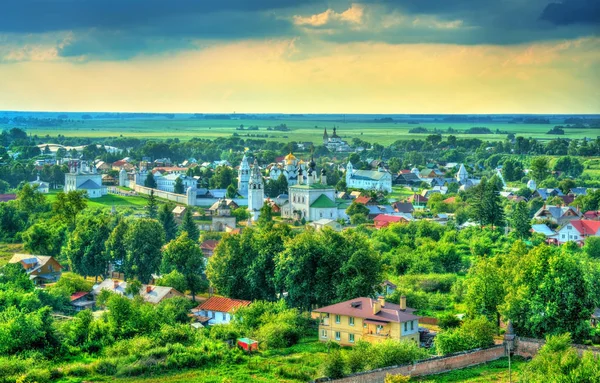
{"left": 392, "top": 202, "right": 414, "bottom": 214}
{"left": 91, "top": 279, "right": 184, "bottom": 304}
{"left": 310, "top": 218, "right": 342, "bottom": 232}
{"left": 354, "top": 196, "right": 375, "bottom": 205}
{"left": 172, "top": 205, "right": 187, "bottom": 218}
{"left": 374, "top": 214, "right": 409, "bottom": 229}
{"left": 408, "top": 194, "right": 428, "bottom": 207}
{"left": 531, "top": 224, "right": 557, "bottom": 242}
{"left": 583, "top": 211, "right": 600, "bottom": 221}
{"left": 70, "top": 292, "right": 95, "bottom": 312}
{"left": 381, "top": 280, "right": 397, "bottom": 296}
{"left": 64, "top": 161, "right": 107, "bottom": 198}
{"left": 346, "top": 161, "right": 393, "bottom": 193}
{"left": 200, "top": 239, "right": 220, "bottom": 259}
{"left": 191, "top": 296, "right": 251, "bottom": 325}
{"left": 349, "top": 191, "right": 362, "bottom": 199}
{"left": 569, "top": 187, "right": 589, "bottom": 197}
{"left": 443, "top": 196, "right": 457, "bottom": 204}
{"left": 8, "top": 254, "right": 63, "bottom": 284}
{"left": 28, "top": 175, "right": 49, "bottom": 193}
{"left": 533, "top": 205, "right": 582, "bottom": 225}
{"left": 208, "top": 199, "right": 239, "bottom": 215}
{"left": 0, "top": 194, "right": 17, "bottom": 202}
{"left": 556, "top": 220, "right": 600, "bottom": 245}
{"left": 312, "top": 296, "right": 420, "bottom": 346}
{"left": 393, "top": 172, "right": 421, "bottom": 186}
{"left": 532, "top": 188, "right": 564, "bottom": 201}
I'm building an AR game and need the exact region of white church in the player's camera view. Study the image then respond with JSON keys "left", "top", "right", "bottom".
{"left": 64, "top": 161, "right": 106, "bottom": 198}
{"left": 247, "top": 158, "right": 265, "bottom": 221}
{"left": 345, "top": 161, "right": 393, "bottom": 193}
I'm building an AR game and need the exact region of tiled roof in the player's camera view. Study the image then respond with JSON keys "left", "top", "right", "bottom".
{"left": 0, "top": 194, "right": 17, "bottom": 202}
{"left": 70, "top": 292, "right": 88, "bottom": 301}
{"left": 374, "top": 214, "right": 404, "bottom": 223}
{"left": 568, "top": 220, "right": 600, "bottom": 235}
{"left": 195, "top": 296, "right": 251, "bottom": 313}
{"left": 314, "top": 297, "right": 419, "bottom": 323}
{"left": 200, "top": 240, "right": 220, "bottom": 251}
{"left": 354, "top": 196, "right": 372, "bottom": 205}
{"left": 78, "top": 179, "right": 102, "bottom": 189}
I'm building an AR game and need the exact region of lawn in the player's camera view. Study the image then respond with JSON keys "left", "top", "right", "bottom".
{"left": 415, "top": 356, "right": 527, "bottom": 382}
{"left": 6, "top": 115, "right": 596, "bottom": 145}
{"left": 0, "top": 243, "right": 23, "bottom": 267}
{"left": 389, "top": 186, "right": 415, "bottom": 201}
{"left": 46, "top": 190, "right": 150, "bottom": 212}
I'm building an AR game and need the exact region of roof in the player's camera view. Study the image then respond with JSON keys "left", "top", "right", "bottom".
{"left": 290, "top": 183, "right": 333, "bottom": 190}
{"left": 91, "top": 279, "right": 183, "bottom": 304}
{"left": 312, "top": 218, "right": 339, "bottom": 226}
{"left": 194, "top": 296, "right": 251, "bottom": 313}
{"left": 408, "top": 194, "right": 428, "bottom": 203}
{"left": 314, "top": 297, "right": 419, "bottom": 323}
{"left": 70, "top": 292, "right": 88, "bottom": 302}
{"left": 9, "top": 254, "right": 62, "bottom": 274}
{"left": 200, "top": 240, "right": 220, "bottom": 251}
{"left": 310, "top": 194, "right": 337, "bottom": 208}
{"left": 531, "top": 224, "right": 556, "bottom": 237}
{"left": 565, "top": 220, "right": 600, "bottom": 235}
{"left": 349, "top": 169, "right": 390, "bottom": 181}
{"left": 172, "top": 205, "right": 186, "bottom": 215}
{"left": 583, "top": 211, "right": 600, "bottom": 219}
{"left": 381, "top": 280, "right": 397, "bottom": 289}
{"left": 443, "top": 196, "right": 457, "bottom": 204}
{"left": 374, "top": 214, "right": 404, "bottom": 223}
{"left": 392, "top": 202, "right": 414, "bottom": 213}
{"left": 78, "top": 179, "right": 102, "bottom": 190}
{"left": 354, "top": 196, "right": 372, "bottom": 205}
{"left": 535, "top": 205, "right": 580, "bottom": 220}
{"left": 0, "top": 194, "right": 17, "bottom": 202}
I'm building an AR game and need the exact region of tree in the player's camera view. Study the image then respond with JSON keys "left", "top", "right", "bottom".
{"left": 257, "top": 204, "right": 274, "bottom": 227}
{"left": 158, "top": 203, "right": 178, "bottom": 242}
{"left": 144, "top": 172, "right": 157, "bottom": 188}
{"left": 346, "top": 201, "right": 369, "bottom": 221}
{"left": 530, "top": 157, "right": 550, "bottom": 183}
{"left": 180, "top": 208, "right": 199, "bottom": 241}
{"left": 502, "top": 158, "right": 523, "bottom": 182}
{"left": 553, "top": 156, "right": 584, "bottom": 178}
{"left": 63, "top": 214, "right": 112, "bottom": 281}
{"left": 558, "top": 178, "right": 576, "bottom": 195}
{"left": 173, "top": 177, "right": 184, "bottom": 194}
{"left": 464, "top": 257, "right": 504, "bottom": 328}
{"left": 511, "top": 201, "right": 531, "bottom": 238}
{"left": 231, "top": 206, "right": 250, "bottom": 222}
{"left": 162, "top": 232, "right": 207, "bottom": 301}
{"left": 105, "top": 218, "right": 130, "bottom": 271}
{"left": 123, "top": 218, "right": 165, "bottom": 283}
{"left": 485, "top": 175, "right": 505, "bottom": 230}
{"left": 226, "top": 183, "right": 237, "bottom": 198}
{"left": 584, "top": 237, "right": 600, "bottom": 259}
{"left": 22, "top": 221, "right": 66, "bottom": 257}
{"left": 145, "top": 189, "right": 159, "bottom": 219}
{"left": 501, "top": 245, "right": 594, "bottom": 342}
{"left": 125, "top": 279, "right": 142, "bottom": 296}
{"left": 53, "top": 190, "right": 87, "bottom": 228}
{"left": 156, "top": 270, "right": 187, "bottom": 293}
{"left": 17, "top": 183, "right": 47, "bottom": 215}
{"left": 209, "top": 166, "right": 234, "bottom": 189}
{"left": 435, "top": 317, "right": 496, "bottom": 355}
{"left": 470, "top": 177, "right": 488, "bottom": 228}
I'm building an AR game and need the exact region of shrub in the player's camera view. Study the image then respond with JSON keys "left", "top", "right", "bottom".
{"left": 94, "top": 358, "right": 118, "bottom": 375}
{"left": 385, "top": 374, "right": 411, "bottom": 383}
{"left": 435, "top": 317, "right": 496, "bottom": 355}
{"left": 275, "top": 365, "right": 313, "bottom": 381}
{"left": 367, "top": 340, "right": 428, "bottom": 369}
{"left": 208, "top": 324, "right": 240, "bottom": 342}
{"left": 255, "top": 321, "right": 300, "bottom": 349}
{"left": 16, "top": 369, "right": 51, "bottom": 383}
{"left": 345, "top": 341, "right": 370, "bottom": 373}
{"left": 323, "top": 350, "right": 346, "bottom": 379}
{"left": 438, "top": 313, "right": 462, "bottom": 330}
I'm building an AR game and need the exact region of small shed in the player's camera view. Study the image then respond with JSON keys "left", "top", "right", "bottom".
{"left": 237, "top": 337, "right": 258, "bottom": 352}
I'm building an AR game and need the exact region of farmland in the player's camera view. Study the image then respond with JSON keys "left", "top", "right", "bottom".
{"left": 3, "top": 114, "right": 598, "bottom": 145}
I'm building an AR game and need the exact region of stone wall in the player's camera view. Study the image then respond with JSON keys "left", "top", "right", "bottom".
{"left": 320, "top": 345, "right": 505, "bottom": 383}
{"left": 134, "top": 184, "right": 248, "bottom": 207}
{"left": 515, "top": 337, "right": 600, "bottom": 358}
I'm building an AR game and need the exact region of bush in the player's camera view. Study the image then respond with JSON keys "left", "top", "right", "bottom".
{"left": 385, "top": 374, "right": 411, "bottom": 383}
{"left": 94, "top": 358, "right": 118, "bottom": 375}
{"left": 323, "top": 350, "right": 346, "bottom": 379}
{"left": 345, "top": 341, "right": 369, "bottom": 373}
{"left": 435, "top": 317, "right": 496, "bottom": 355}
{"left": 438, "top": 313, "right": 462, "bottom": 330}
{"left": 16, "top": 369, "right": 51, "bottom": 383}
{"left": 208, "top": 324, "right": 240, "bottom": 342}
{"left": 255, "top": 321, "right": 300, "bottom": 349}
{"left": 367, "top": 340, "right": 428, "bottom": 369}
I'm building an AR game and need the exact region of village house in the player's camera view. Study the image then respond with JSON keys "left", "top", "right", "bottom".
{"left": 373, "top": 214, "right": 410, "bottom": 229}
{"left": 9, "top": 254, "right": 63, "bottom": 285}
{"left": 28, "top": 175, "right": 49, "bottom": 193}
{"left": 313, "top": 296, "right": 420, "bottom": 346}
{"left": 583, "top": 211, "right": 600, "bottom": 221}
{"left": 556, "top": 220, "right": 600, "bottom": 245}
{"left": 310, "top": 218, "right": 342, "bottom": 232}
{"left": 91, "top": 279, "right": 184, "bottom": 304}
{"left": 533, "top": 205, "right": 582, "bottom": 225}
{"left": 0, "top": 194, "right": 17, "bottom": 202}
{"left": 191, "top": 296, "right": 251, "bottom": 325}
{"left": 172, "top": 205, "right": 187, "bottom": 218}
{"left": 408, "top": 194, "right": 428, "bottom": 208}
{"left": 200, "top": 239, "right": 220, "bottom": 259}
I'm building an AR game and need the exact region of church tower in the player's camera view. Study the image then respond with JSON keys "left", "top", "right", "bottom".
{"left": 456, "top": 164, "right": 469, "bottom": 184}
{"left": 247, "top": 159, "right": 264, "bottom": 221}
{"left": 323, "top": 127, "right": 329, "bottom": 145}
{"left": 238, "top": 154, "right": 251, "bottom": 198}
{"left": 345, "top": 160, "right": 354, "bottom": 185}
{"left": 119, "top": 167, "right": 128, "bottom": 187}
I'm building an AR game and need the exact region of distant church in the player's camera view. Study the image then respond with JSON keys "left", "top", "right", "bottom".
{"left": 345, "top": 161, "right": 392, "bottom": 193}
{"left": 64, "top": 160, "right": 106, "bottom": 198}
{"left": 323, "top": 127, "right": 352, "bottom": 152}
{"left": 269, "top": 153, "right": 307, "bottom": 186}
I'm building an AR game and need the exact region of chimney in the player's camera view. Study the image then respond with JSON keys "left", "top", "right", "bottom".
{"left": 113, "top": 280, "right": 119, "bottom": 289}
{"left": 373, "top": 300, "right": 381, "bottom": 315}
{"left": 378, "top": 296, "right": 385, "bottom": 308}
{"left": 146, "top": 285, "right": 152, "bottom": 294}
{"left": 400, "top": 295, "right": 407, "bottom": 311}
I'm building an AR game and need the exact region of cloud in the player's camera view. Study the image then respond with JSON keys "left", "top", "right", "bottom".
{"left": 540, "top": 0, "right": 600, "bottom": 25}
{"left": 293, "top": 4, "right": 364, "bottom": 26}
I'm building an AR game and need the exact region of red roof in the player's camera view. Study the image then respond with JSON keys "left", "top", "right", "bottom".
{"left": 443, "top": 196, "right": 457, "bottom": 204}
{"left": 399, "top": 169, "right": 411, "bottom": 174}
{"left": 568, "top": 220, "right": 600, "bottom": 235}
{"left": 0, "top": 194, "right": 17, "bottom": 202}
{"left": 112, "top": 160, "right": 128, "bottom": 166}
{"left": 583, "top": 211, "right": 600, "bottom": 219}
{"left": 354, "top": 196, "right": 372, "bottom": 205}
{"left": 70, "top": 292, "right": 88, "bottom": 302}
{"left": 194, "top": 296, "right": 251, "bottom": 313}
{"left": 200, "top": 240, "right": 219, "bottom": 251}
{"left": 374, "top": 214, "right": 408, "bottom": 229}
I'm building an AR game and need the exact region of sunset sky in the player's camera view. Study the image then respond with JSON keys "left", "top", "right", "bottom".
{"left": 1, "top": 0, "right": 599, "bottom": 113}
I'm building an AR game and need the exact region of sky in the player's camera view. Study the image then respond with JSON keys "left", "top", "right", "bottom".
{"left": 0, "top": 0, "right": 599, "bottom": 114}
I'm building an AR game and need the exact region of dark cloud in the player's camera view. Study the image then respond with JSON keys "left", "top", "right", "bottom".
{"left": 540, "top": 0, "right": 600, "bottom": 25}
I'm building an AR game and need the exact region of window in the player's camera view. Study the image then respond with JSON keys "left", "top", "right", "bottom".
{"left": 222, "top": 313, "right": 227, "bottom": 321}
{"left": 349, "top": 317, "right": 354, "bottom": 326}
{"left": 562, "top": 234, "right": 565, "bottom": 239}
{"left": 335, "top": 331, "right": 341, "bottom": 341}
{"left": 335, "top": 315, "right": 341, "bottom": 324}
{"left": 404, "top": 322, "right": 408, "bottom": 332}
{"left": 321, "top": 329, "right": 327, "bottom": 338}
{"left": 349, "top": 334, "right": 355, "bottom": 343}
{"left": 410, "top": 321, "right": 414, "bottom": 331}
{"left": 568, "top": 225, "right": 572, "bottom": 230}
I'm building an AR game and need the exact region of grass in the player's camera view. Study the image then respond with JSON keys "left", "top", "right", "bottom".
{"left": 46, "top": 190, "right": 150, "bottom": 212}
{"left": 414, "top": 356, "right": 527, "bottom": 382}
{"left": 7, "top": 117, "right": 596, "bottom": 145}
{"left": 0, "top": 243, "right": 23, "bottom": 267}
{"left": 389, "top": 186, "right": 415, "bottom": 201}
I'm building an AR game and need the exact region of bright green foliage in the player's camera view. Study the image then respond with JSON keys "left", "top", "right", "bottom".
{"left": 0, "top": 201, "right": 25, "bottom": 241}
{"left": 435, "top": 317, "right": 496, "bottom": 355}
{"left": 257, "top": 203, "right": 274, "bottom": 227}
{"left": 231, "top": 206, "right": 250, "bottom": 222}
{"left": 226, "top": 183, "right": 237, "bottom": 198}
{"left": 146, "top": 189, "right": 158, "bottom": 218}
{"left": 584, "top": 236, "right": 600, "bottom": 259}
{"left": 465, "top": 257, "right": 504, "bottom": 327}
{"left": 105, "top": 217, "right": 129, "bottom": 271}
{"left": 22, "top": 220, "right": 67, "bottom": 257}
{"left": 162, "top": 232, "right": 207, "bottom": 300}
{"left": 438, "top": 313, "right": 462, "bottom": 330}
{"left": 48, "top": 272, "right": 93, "bottom": 298}
{"left": 511, "top": 201, "right": 531, "bottom": 238}
{"left": 156, "top": 270, "right": 187, "bottom": 293}
{"left": 125, "top": 279, "right": 142, "bottom": 296}
{"left": 17, "top": 183, "right": 47, "bottom": 216}
{"left": 502, "top": 158, "right": 524, "bottom": 182}
{"left": 123, "top": 218, "right": 165, "bottom": 283}
{"left": 209, "top": 165, "right": 234, "bottom": 189}
{"left": 63, "top": 214, "right": 112, "bottom": 281}
{"left": 158, "top": 203, "right": 178, "bottom": 242}
{"left": 553, "top": 156, "right": 584, "bottom": 178}
{"left": 180, "top": 208, "right": 199, "bottom": 241}
{"left": 346, "top": 201, "right": 369, "bottom": 221}
{"left": 501, "top": 245, "right": 594, "bottom": 342}
{"left": 530, "top": 156, "right": 551, "bottom": 182}
{"left": 323, "top": 350, "right": 346, "bottom": 379}
{"left": 53, "top": 190, "right": 88, "bottom": 228}
{"left": 521, "top": 333, "right": 600, "bottom": 382}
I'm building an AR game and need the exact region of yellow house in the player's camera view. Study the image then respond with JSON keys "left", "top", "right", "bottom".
{"left": 312, "top": 296, "right": 420, "bottom": 346}
{"left": 9, "top": 254, "right": 63, "bottom": 285}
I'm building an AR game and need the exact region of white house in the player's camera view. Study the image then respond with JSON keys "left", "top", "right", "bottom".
{"left": 345, "top": 161, "right": 392, "bottom": 193}
{"left": 191, "top": 296, "right": 251, "bottom": 325}
{"left": 29, "top": 175, "right": 49, "bottom": 193}
{"left": 556, "top": 220, "right": 600, "bottom": 245}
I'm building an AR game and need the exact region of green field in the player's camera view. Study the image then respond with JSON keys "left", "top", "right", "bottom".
{"left": 46, "top": 190, "right": 150, "bottom": 212}
{"left": 6, "top": 117, "right": 597, "bottom": 145}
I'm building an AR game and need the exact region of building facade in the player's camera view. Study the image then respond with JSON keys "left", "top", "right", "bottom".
{"left": 64, "top": 161, "right": 106, "bottom": 198}
{"left": 345, "top": 161, "right": 393, "bottom": 193}
{"left": 247, "top": 159, "right": 265, "bottom": 221}
{"left": 238, "top": 154, "right": 251, "bottom": 198}
{"left": 323, "top": 127, "right": 352, "bottom": 152}
{"left": 269, "top": 153, "right": 306, "bottom": 186}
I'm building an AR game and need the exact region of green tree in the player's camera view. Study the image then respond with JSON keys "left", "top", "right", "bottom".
{"left": 180, "top": 208, "right": 199, "bottom": 241}
{"left": 158, "top": 203, "right": 178, "bottom": 242}
{"left": 53, "top": 190, "right": 87, "bottom": 228}
{"left": 105, "top": 218, "right": 129, "bottom": 271}
{"left": 346, "top": 201, "right": 369, "bottom": 221}
{"left": 511, "top": 201, "right": 531, "bottom": 238}
{"left": 63, "top": 214, "right": 112, "bottom": 281}
{"left": 226, "top": 183, "right": 237, "bottom": 198}
{"left": 553, "top": 156, "right": 584, "bottom": 178}
{"left": 558, "top": 178, "right": 577, "bottom": 195}
{"left": 470, "top": 177, "right": 488, "bottom": 228}
{"left": 231, "top": 206, "right": 250, "bottom": 222}
{"left": 162, "top": 232, "right": 207, "bottom": 301}
{"left": 257, "top": 203, "right": 274, "bottom": 227}
{"left": 144, "top": 172, "right": 157, "bottom": 188}
{"left": 464, "top": 257, "right": 504, "bottom": 328}
{"left": 173, "top": 177, "right": 184, "bottom": 194}
{"left": 530, "top": 157, "right": 551, "bottom": 183}
{"left": 435, "top": 317, "right": 496, "bottom": 355}
{"left": 17, "top": 183, "right": 47, "bottom": 215}
{"left": 22, "top": 220, "right": 66, "bottom": 257}
{"left": 125, "top": 279, "right": 142, "bottom": 296}
{"left": 500, "top": 245, "right": 594, "bottom": 342}
{"left": 584, "top": 237, "right": 600, "bottom": 259}
{"left": 123, "top": 218, "right": 165, "bottom": 283}
{"left": 485, "top": 175, "right": 505, "bottom": 230}
{"left": 146, "top": 189, "right": 158, "bottom": 218}
{"left": 209, "top": 165, "right": 234, "bottom": 189}
{"left": 156, "top": 270, "right": 187, "bottom": 293}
